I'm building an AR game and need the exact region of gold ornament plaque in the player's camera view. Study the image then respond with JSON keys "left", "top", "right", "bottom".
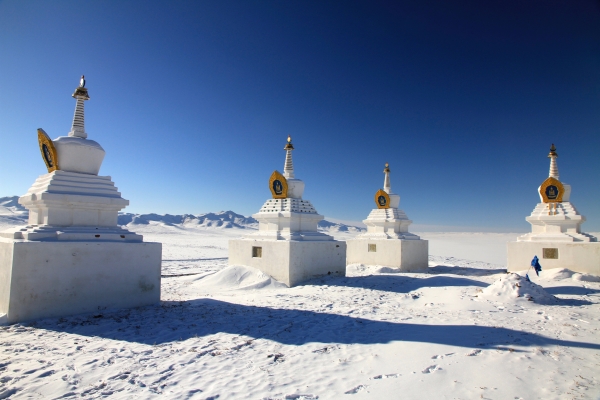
{"left": 37, "top": 128, "right": 59, "bottom": 172}
{"left": 269, "top": 170, "right": 288, "bottom": 199}
{"left": 539, "top": 177, "right": 564, "bottom": 203}
{"left": 374, "top": 189, "right": 390, "bottom": 209}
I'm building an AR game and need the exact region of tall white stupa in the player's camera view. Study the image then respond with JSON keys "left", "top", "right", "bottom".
{"left": 507, "top": 144, "right": 599, "bottom": 274}
{"left": 228, "top": 136, "right": 346, "bottom": 287}
{"left": 0, "top": 77, "right": 162, "bottom": 324}
{"left": 346, "top": 163, "right": 428, "bottom": 271}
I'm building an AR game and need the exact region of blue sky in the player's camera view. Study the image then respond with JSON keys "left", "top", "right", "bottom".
{"left": 1, "top": 0, "right": 599, "bottom": 231}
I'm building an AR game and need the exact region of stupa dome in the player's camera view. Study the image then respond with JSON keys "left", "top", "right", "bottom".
{"left": 53, "top": 136, "right": 105, "bottom": 175}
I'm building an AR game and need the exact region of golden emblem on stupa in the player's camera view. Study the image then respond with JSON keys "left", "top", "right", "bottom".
{"left": 37, "top": 128, "right": 59, "bottom": 172}
{"left": 269, "top": 170, "right": 288, "bottom": 199}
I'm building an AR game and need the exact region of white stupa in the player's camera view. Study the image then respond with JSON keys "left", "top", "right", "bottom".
{"left": 346, "top": 163, "right": 428, "bottom": 271}
{"left": 228, "top": 136, "right": 346, "bottom": 287}
{"left": 0, "top": 77, "right": 162, "bottom": 324}
{"left": 507, "top": 144, "right": 599, "bottom": 274}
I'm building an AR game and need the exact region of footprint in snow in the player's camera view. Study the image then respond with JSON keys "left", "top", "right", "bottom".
{"left": 345, "top": 385, "right": 368, "bottom": 394}
{"left": 371, "top": 374, "right": 400, "bottom": 379}
{"left": 422, "top": 365, "right": 442, "bottom": 374}
{"left": 267, "top": 353, "right": 285, "bottom": 363}
{"left": 431, "top": 352, "right": 455, "bottom": 359}
{"left": 466, "top": 349, "right": 482, "bottom": 356}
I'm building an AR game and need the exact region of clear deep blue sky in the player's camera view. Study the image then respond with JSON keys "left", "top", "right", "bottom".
{"left": 1, "top": 0, "right": 599, "bottom": 231}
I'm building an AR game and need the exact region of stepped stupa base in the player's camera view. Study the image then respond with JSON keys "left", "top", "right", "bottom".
{"left": 507, "top": 241, "right": 600, "bottom": 275}
{"left": 0, "top": 239, "right": 161, "bottom": 324}
{"left": 229, "top": 238, "right": 346, "bottom": 287}
{"left": 346, "top": 238, "right": 428, "bottom": 271}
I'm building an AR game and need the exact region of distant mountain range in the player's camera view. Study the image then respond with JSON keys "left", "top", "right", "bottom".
{"left": 0, "top": 196, "right": 364, "bottom": 232}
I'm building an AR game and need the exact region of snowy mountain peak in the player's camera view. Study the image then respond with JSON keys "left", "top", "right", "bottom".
{"left": 0, "top": 195, "right": 364, "bottom": 232}
{"left": 117, "top": 210, "right": 363, "bottom": 232}
{"left": 0, "top": 196, "right": 27, "bottom": 215}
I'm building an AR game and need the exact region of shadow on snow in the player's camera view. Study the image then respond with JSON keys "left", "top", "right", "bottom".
{"left": 544, "top": 286, "right": 600, "bottom": 296}
{"left": 427, "top": 265, "right": 507, "bottom": 277}
{"left": 312, "top": 274, "right": 488, "bottom": 293}
{"left": 32, "top": 298, "right": 600, "bottom": 351}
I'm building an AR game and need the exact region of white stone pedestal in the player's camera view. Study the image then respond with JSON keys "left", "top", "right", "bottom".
{"left": 229, "top": 239, "right": 346, "bottom": 287}
{"left": 0, "top": 240, "right": 161, "bottom": 324}
{"left": 507, "top": 241, "right": 600, "bottom": 275}
{"left": 346, "top": 238, "right": 428, "bottom": 272}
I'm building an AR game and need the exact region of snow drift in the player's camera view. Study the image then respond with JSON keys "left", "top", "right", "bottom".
{"left": 479, "top": 272, "right": 558, "bottom": 304}
{"left": 184, "top": 265, "right": 286, "bottom": 292}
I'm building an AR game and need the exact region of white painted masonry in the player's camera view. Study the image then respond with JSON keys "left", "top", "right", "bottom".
{"left": 0, "top": 78, "right": 161, "bottom": 324}
{"left": 346, "top": 163, "right": 428, "bottom": 271}
{"left": 228, "top": 136, "right": 346, "bottom": 287}
{"left": 507, "top": 145, "right": 599, "bottom": 274}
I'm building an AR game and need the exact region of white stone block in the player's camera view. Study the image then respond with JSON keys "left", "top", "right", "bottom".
{"left": 346, "top": 238, "right": 428, "bottom": 271}
{"left": 229, "top": 239, "right": 346, "bottom": 287}
{"left": 507, "top": 241, "right": 600, "bottom": 275}
{"left": 0, "top": 240, "right": 161, "bottom": 324}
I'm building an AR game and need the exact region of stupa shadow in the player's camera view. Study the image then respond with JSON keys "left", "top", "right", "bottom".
{"left": 311, "top": 274, "right": 488, "bottom": 293}
{"left": 34, "top": 298, "right": 600, "bottom": 350}
{"left": 427, "top": 265, "right": 507, "bottom": 277}
{"left": 544, "top": 286, "right": 600, "bottom": 296}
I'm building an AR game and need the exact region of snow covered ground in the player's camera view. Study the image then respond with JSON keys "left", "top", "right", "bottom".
{"left": 1, "top": 214, "right": 600, "bottom": 399}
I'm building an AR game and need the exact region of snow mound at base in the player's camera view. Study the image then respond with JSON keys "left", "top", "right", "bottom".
{"left": 572, "top": 272, "right": 600, "bottom": 282}
{"left": 480, "top": 273, "right": 558, "bottom": 304}
{"left": 540, "top": 268, "right": 574, "bottom": 281}
{"left": 190, "top": 265, "right": 287, "bottom": 291}
{"left": 536, "top": 268, "right": 600, "bottom": 282}
{"left": 346, "top": 264, "right": 402, "bottom": 276}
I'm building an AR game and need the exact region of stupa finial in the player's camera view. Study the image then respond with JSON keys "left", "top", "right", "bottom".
{"left": 383, "top": 162, "right": 391, "bottom": 193}
{"left": 283, "top": 135, "right": 295, "bottom": 178}
{"left": 69, "top": 75, "right": 90, "bottom": 138}
{"left": 548, "top": 143, "right": 559, "bottom": 180}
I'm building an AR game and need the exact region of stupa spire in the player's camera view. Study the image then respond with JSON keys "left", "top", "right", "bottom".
{"left": 68, "top": 75, "right": 90, "bottom": 139}
{"left": 283, "top": 135, "right": 295, "bottom": 179}
{"left": 383, "top": 162, "right": 391, "bottom": 193}
{"left": 548, "top": 143, "right": 559, "bottom": 180}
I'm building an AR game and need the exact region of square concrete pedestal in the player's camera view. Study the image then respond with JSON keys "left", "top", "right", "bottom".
{"left": 507, "top": 241, "right": 600, "bottom": 275}
{"left": 346, "top": 238, "right": 429, "bottom": 272}
{"left": 229, "top": 239, "right": 346, "bottom": 287}
{"left": 0, "top": 240, "right": 162, "bottom": 324}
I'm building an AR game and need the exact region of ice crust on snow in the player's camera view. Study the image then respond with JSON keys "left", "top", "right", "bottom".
{"left": 480, "top": 272, "right": 558, "bottom": 304}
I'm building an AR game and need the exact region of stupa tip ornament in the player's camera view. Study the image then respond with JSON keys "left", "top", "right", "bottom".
{"left": 72, "top": 75, "right": 90, "bottom": 100}
{"left": 548, "top": 143, "right": 557, "bottom": 158}
{"left": 284, "top": 135, "right": 294, "bottom": 150}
